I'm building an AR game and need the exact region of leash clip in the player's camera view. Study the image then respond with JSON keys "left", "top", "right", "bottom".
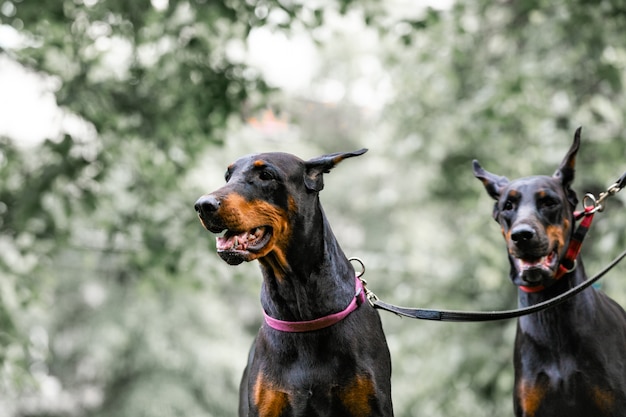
{"left": 583, "top": 193, "right": 602, "bottom": 214}
{"left": 362, "top": 281, "right": 380, "bottom": 308}
{"left": 584, "top": 174, "right": 626, "bottom": 215}
{"left": 361, "top": 280, "right": 380, "bottom": 307}
{"left": 349, "top": 257, "right": 379, "bottom": 307}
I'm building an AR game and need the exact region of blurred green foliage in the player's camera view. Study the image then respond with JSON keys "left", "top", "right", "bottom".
{"left": 1, "top": 0, "right": 625, "bottom": 416}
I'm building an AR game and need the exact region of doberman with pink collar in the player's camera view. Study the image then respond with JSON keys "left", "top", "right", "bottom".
{"left": 194, "top": 149, "right": 393, "bottom": 417}
{"left": 473, "top": 128, "right": 626, "bottom": 416}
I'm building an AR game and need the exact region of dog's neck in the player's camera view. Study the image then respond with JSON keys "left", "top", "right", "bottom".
{"left": 259, "top": 204, "right": 355, "bottom": 323}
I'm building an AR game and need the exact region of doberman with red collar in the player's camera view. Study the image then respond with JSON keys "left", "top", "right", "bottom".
{"left": 194, "top": 149, "right": 393, "bottom": 417}
{"left": 473, "top": 128, "right": 626, "bottom": 416}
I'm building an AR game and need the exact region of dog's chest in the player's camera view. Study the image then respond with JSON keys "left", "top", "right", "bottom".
{"left": 514, "top": 335, "right": 625, "bottom": 416}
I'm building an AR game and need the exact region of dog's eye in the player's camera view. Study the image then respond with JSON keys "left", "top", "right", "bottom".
{"left": 503, "top": 200, "right": 515, "bottom": 211}
{"left": 540, "top": 197, "right": 558, "bottom": 209}
{"left": 259, "top": 169, "right": 275, "bottom": 181}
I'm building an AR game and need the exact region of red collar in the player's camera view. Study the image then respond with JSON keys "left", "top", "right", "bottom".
{"left": 263, "top": 276, "right": 366, "bottom": 332}
{"left": 520, "top": 207, "right": 594, "bottom": 293}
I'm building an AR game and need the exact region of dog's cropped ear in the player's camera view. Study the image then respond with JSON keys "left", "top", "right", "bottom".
{"left": 553, "top": 127, "right": 581, "bottom": 208}
{"left": 553, "top": 127, "right": 581, "bottom": 189}
{"left": 473, "top": 160, "right": 509, "bottom": 201}
{"left": 304, "top": 148, "right": 368, "bottom": 192}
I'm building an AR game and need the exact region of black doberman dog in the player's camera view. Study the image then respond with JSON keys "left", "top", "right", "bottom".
{"left": 194, "top": 149, "right": 393, "bottom": 417}
{"left": 473, "top": 129, "right": 626, "bottom": 416}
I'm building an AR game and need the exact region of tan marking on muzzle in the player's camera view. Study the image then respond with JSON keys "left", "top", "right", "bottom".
{"left": 219, "top": 193, "right": 293, "bottom": 277}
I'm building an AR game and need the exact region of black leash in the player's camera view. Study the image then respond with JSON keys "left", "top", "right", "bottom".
{"left": 351, "top": 170, "right": 626, "bottom": 322}
{"left": 360, "top": 248, "right": 626, "bottom": 322}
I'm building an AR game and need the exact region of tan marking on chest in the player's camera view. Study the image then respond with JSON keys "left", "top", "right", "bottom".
{"left": 340, "top": 375, "right": 375, "bottom": 416}
{"left": 253, "top": 373, "right": 288, "bottom": 417}
{"left": 592, "top": 386, "right": 615, "bottom": 412}
{"left": 518, "top": 379, "right": 546, "bottom": 417}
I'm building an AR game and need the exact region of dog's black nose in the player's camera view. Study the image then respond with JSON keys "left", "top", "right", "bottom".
{"left": 511, "top": 224, "right": 535, "bottom": 243}
{"left": 194, "top": 195, "right": 220, "bottom": 215}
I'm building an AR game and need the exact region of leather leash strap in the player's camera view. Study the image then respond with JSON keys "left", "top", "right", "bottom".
{"left": 366, "top": 247, "right": 626, "bottom": 322}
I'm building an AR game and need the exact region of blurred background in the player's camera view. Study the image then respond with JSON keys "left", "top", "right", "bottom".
{"left": 1, "top": 0, "right": 625, "bottom": 416}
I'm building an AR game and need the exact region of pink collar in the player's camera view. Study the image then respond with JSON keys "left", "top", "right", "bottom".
{"left": 263, "top": 277, "right": 366, "bottom": 333}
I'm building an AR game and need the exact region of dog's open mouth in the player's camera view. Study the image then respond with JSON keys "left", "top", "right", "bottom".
{"left": 514, "top": 250, "right": 559, "bottom": 284}
{"left": 217, "top": 227, "right": 271, "bottom": 252}
{"left": 215, "top": 227, "right": 272, "bottom": 265}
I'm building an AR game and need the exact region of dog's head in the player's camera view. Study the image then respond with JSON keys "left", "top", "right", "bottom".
{"left": 473, "top": 128, "right": 581, "bottom": 290}
{"left": 194, "top": 149, "right": 367, "bottom": 275}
